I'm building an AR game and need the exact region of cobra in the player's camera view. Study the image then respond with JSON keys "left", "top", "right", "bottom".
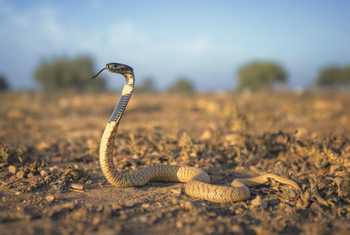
{"left": 92, "top": 63, "right": 300, "bottom": 203}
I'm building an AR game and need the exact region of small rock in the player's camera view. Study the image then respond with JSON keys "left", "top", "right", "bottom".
{"left": 71, "top": 183, "right": 84, "bottom": 191}
{"left": 49, "top": 166, "right": 58, "bottom": 172}
{"left": 295, "top": 128, "right": 307, "bottom": 138}
{"left": 170, "top": 188, "right": 181, "bottom": 196}
{"left": 40, "top": 170, "right": 48, "bottom": 177}
{"left": 176, "top": 220, "right": 184, "bottom": 228}
{"left": 200, "top": 130, "right": 212, "bottom": 140}
{"left": 8, "top": 165, "right": 17, "bottom": 174}
{"left": 124, "top": 201, "right": 135, "bottom": 207}
{"left": 96, "top": 205, "right": 104, "bottom": 212}
{"left": 225, "top": 133, "right": 244, "bottom": 146}
{"left": 92, "top": 216, "right": 101, "bottom": 225}
{"left": 251, "top": 196, "right": 262, "bottom": 207}
{"left": 36, "top": 141, "right": 49, "bottom": 151}
{"left": 16, "top": 170, "right": 25, "bottom": 179}
{"left": 48, "top": 202, "right": 76, "bottom": 218}
{"left": 46, "top": 195, "right": 55, "bottom": 203}
{"left": 111, "top": 203, "right": 122, "bottom": 210}
{"left": 231, "top": 224, "right": 243, "bottom": 233}
{"left": 139, "top": 215, "right": 148, "bottom": 223}
{"left": 180, "top": 201, "right": 194, "bottom": 210}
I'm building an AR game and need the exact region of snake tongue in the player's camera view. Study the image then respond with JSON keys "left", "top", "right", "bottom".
{"left": 91, "top": 67, "right": 106, "bottom": 79}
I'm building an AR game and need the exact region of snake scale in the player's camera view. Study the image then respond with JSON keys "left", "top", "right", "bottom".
{"left": 92, "top": 63, "right": 300, "bottom": 203}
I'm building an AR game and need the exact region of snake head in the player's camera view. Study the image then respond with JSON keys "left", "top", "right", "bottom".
{"left": 91, "top": 63, "right": 134, "bottom": 79}
{"left": 106, "top": 63, "right": 133, "bottom": 75}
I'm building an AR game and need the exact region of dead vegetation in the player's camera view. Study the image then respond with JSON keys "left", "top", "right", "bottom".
{"left": 0, "top": 91, "right": 350, "bottom": 235}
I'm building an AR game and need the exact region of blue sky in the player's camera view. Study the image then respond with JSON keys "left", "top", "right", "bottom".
{"left": 0, "top": 0, "right": 349, "bottom": 90}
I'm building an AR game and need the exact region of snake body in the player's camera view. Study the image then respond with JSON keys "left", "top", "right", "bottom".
{"left": 94, "top": 63, "right": 299, "bottom": 203}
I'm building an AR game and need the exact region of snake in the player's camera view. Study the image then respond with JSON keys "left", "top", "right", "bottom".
{"left": 92, "top": 62, "right": 300, "bottom": 203}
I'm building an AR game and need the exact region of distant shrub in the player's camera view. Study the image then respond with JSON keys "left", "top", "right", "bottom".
{"left": 137, "top": 77, "right": 158, "bottom": 93}
{"left": 0, "top": 74, "right": 9, "bottom": 91}
{"left": 168, "top": 77, "right": 195, "bottom": 95}
{"left": 316, "top": 65, "right": 350, "bottom": 88}
{"left": 237, "top": 61, "right": 288, "bottom": 91}
{"left": 34, "top": 56, "right": 106, "bottom": 92}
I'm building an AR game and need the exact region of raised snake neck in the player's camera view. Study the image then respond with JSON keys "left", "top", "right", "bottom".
{"left": 97, "top": 63, "right": 300, "bottom": 203}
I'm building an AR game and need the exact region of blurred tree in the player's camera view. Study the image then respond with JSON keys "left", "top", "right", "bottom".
{"left": 237, "top": 61, "right": 288, "bottom": 91}
{"left": 137, "top": 76, "right": 158, "bottom": 93}
{"left": 168, "top": 77, "right": 195, "bottom": 95}
{"left": 344, "top": 65, "right": 350, "bottom": 85}
{"left": 316, "top": 65, "right": 350, "bottom": 88}
{"left": 0, "top": 74, "right": 9, "bottom": 91}
{"left": 34, "top": 56, "right": 106, "bottom": 92}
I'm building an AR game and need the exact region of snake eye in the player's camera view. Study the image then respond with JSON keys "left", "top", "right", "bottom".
{"left": 106, "top": 63, "right": 117, "bottom": 72}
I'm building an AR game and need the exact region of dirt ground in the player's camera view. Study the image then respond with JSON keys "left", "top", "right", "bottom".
{"left": 0, "top": 91, "right": 350, "bottom": 235}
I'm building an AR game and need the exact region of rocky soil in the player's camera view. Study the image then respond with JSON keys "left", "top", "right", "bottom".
{"left": 0, "top": 91, "right": 349, "bottom": 235}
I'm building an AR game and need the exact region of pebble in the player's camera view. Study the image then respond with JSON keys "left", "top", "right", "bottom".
{"left": 71, "top": 183, "right": 84, "bottom": 191}
{"left": 225, "top": 133, "right": 244, "bottom": 146}
{"left": 124, "top": 201, "right": 135, "bottom": 207}
{"left": 96, "top": 205, "right": 104, "bottom": 212}
{"left": 16, "top": 170, "right": 25, "bottom": 179}
{"left": 46, "top": 195, "right": 55, "bottom": 203}
{"left": 200, "top": 130, "right": 212, "bottom": 140}
{"left": 8, "top": 165, "right": 17, "bottom": 174}
{"left": 36, "top": 141, "right": 49, "bottom": 151}
{"left": 40, "top": 170, "right": 48, "bottom": 177}
{"left": 111, "top": 203, "right": 122, "bottom": 210}
{"left": 92, "top": 216, "right": 101, "bottom": 225}
{"left": 180, "top": 201, "right": 194, "bottom": 210}
{"left": 176, "top": 220, "right": 184, "bottom": 228}
{"left": 49, "top": 166, "right": 59, "bottom": 172}
{"left": 231, "top": 224, "right": 243, "bottom": 233}
{"left": 48, "top": 202, "right": 76, "bottom": 218}
{"left": 251, "top": 196, "right": 262, "bottom": 207}
{"left": 170, "top": 188, "right": 181, "bottom": 196}
{"left": 139, "top": 215, "right": 148, "bottom": 223}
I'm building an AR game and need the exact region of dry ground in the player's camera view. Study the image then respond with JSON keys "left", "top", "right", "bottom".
{"left": 0, "top": 91, "right": 350, "bottom": 235}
